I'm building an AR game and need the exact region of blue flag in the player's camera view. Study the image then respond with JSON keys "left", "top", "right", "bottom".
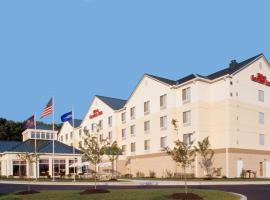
{"left": 22, "top": 115, "right": 35, "bottom": 129}
{"left": 61, "top": 111, "right": 73, "bottom": 122}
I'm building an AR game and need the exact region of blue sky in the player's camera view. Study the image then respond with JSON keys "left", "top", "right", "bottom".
{"left": 0, "top": 0, "right": 269, "bottom": 123}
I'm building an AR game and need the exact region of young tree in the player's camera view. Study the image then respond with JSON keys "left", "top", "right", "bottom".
{"left": 194, "top": 137, "right": 215, "bottom": 178}
{"left": 17, "top": 152, "right": 39, "bottom": 191}
{"left": 103, "top": 141, "right": 122, "bottom": 179}
{"left": 80, "top": 123, "right": 106, "bottom": 190}
{"left": 164, "top": 119, "right": 195, "bottom": 196}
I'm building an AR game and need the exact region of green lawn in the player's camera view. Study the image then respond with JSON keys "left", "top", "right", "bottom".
{"left": 0, "top": 189, "right": 240, "bottom": 200}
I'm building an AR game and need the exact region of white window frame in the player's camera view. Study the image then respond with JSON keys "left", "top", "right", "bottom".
{"left": 160, "top": 94, "right": 167, "bottom": 110}
{"left": 144, "top": 120, "right": 150, "bottom": 133}
{"left": 259, "top": 134, "right": 265, "bottom": 145}
{"left": 144, "top": 139, "right": 150, "bottom": 152}
{"left": 130, "top": 125, "right": 136, "bottom": 137}
{"left": 183, "top": 111, "right": 191, "bottom": 126}
{"left": 258, "top": 90, "right": 264, "bottom": 102}
{"left": 259, "top": 112, "right": 264, "bottom": 124}
{"left": 182, "top": 87, "right": 191, "bottom": 104}
{"left": 144, "top": 101, "right": 150, "bottom": 115}
{"left": 121, "top": 128, "right": 126, "bottom": 140}
{"left": 130, "top": 107, "right": 136, "bottom": 120}
{"left": 121, "top": 112, "right": 126, "bottom": 123}
{"left": 160, "top": 116, "right": 167, "bottom": 130}
{"left": 160, "top": 136, "right": 167, "bottom": 148}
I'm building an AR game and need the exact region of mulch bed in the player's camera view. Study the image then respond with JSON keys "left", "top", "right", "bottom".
{"left": 80, "top": 189, "right": 110, "bottom": 195}
{"left": 16, "top": 190, "right": 40, "bottom": 195}
{"left": 168, "top": 193, "right": 203, "bottom": 200}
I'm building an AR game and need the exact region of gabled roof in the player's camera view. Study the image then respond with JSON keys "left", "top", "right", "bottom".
{"left": 68, "top": 119, "right": 82, "bottom": 128}
{"left": 0, "top": 141, "right": 21, "bottom": 153}
{"left": 146, "top": 53, "right": 264, "bottom": 86}
{"left": 5, "top": 139, "right": 81, "bottom": 154}
{"left": 145, "top": 73, "right": 176, "bottom": 85}
{"left": 204, "top": 53, "right": 263, "bottom": 80}
{"left": 96, "top": 95, "right": 127, "bottom": 110}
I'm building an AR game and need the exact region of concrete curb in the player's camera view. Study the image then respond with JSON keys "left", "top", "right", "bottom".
{"left": 0, "top": 179, "right": 270, "bottom": 187}
{"left": 230, "top": 192, "right": 247, "bottom": 200}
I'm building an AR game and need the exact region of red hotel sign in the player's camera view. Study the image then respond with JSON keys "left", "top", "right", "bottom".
{"left": 89, "top": 109, "right": 103, "bottom": 119}
{"left": 251, "top": 73, "right": 270, "bottom": 86}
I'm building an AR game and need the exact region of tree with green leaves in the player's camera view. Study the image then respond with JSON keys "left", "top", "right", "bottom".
{"left": 80, "top": 123, "right": 106, "bottom": 190}
{"left": 17, "top": 152, "right": 39, "bottom": 191}
{"left": 194, "top": 136, "right": 215, "bottom": 178}
{"left": 164, "top": 119, "right": 195, "bottom": 196}
{"left": 103, "top": 141, "right": 122, "bottom": 179}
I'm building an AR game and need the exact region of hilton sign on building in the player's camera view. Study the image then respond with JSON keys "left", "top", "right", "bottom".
{"left": 59, "top": 53, "right": 270, "bottom": 178}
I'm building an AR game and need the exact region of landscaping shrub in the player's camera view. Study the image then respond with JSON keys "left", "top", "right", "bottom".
{"left": 149, "top": 170, "right": 156, "bottom": 178}
{"left": 165, "top": 170, "right": 173, "bottom": 178}
{"left": 136, "top": 171, "right": 145, "bottom": 178}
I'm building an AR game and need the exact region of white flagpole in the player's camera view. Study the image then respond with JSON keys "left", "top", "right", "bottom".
{"left": 52, "top": 97, "right": 55, "bottom": 182}
{"left": 34, "top": 113, "right": 37, "bottom": 181}
{"left": 72, "top": 106, "right": 76, "bottom": 182}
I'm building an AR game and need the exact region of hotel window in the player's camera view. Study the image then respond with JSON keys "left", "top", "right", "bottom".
{"left": 160, "top": 94, "right": 167, "bottom": 109}
{"left": 144, "top": 120, "right": 150, "bottom": 133}
{"left": 40, "top": 133, "right": 45, "bottom": 139}
{"left": 130, "top": 125, "right": 136, "bottom": 137}
{"left": 122, "top": 145, "right": 127, "bottom": 155}
{"left": 144, "top": 140, "right": 150, "bottom": 151}
{"left": 60, "top": 135, "right": 63, "bottom": 142}
{"left": 53, "top": 160, "right": 66, "bottom": 176}
{"left": 144, "top": 101, "right": 150, "bottom": 115}
{"left": 108, "top": 131, "right": 112, "bottom": 142}
{"left": 70, "top": 132, "right": 73, "bottom": 140}
{"left": 31, "top": 132, "right": 35, "bottom": 139}
{"left": 65, "top": 133, "right": 68, "bottom": 141}
{"left": 13, "top": 160, "right": 26, "bottom": 176}
{"left": 39, "top": 159, "right": 49, "bottom": 177}
{"left": 259, "top": 134, "right": 265, "bottom": 145}
{"left": 99, "top": 134, "right": 103, "bottom": 142}
{"left": 36, "top": 132, "right": 41, "bottom": 139}
{"left": 131, "top": 142, "right": 136, "bottom": 153}
{"left": 258, "top": 90, "right": 264, "bottom": 102}
{"left": 121, "top": 112, "right": 126, "bottom": 123}
{"left": 91, "top": 123, "right": 95, "bottom": 132}
{"left": 182, "top": 87, "right": 191, "bottom": 103}
{"left": 160, "top": 136, "right": 167, "bottom": 148}
{"left": 183, "top": 134, "right": 192, "bottom": 145}
{"left": 108, "top": 116, "right": 112, "bottom": 127}
{"left": 46, "top": 133, "right": 50, "bottom": 139}
{"left": 183, "top": 111, "right": 191, "bottom": 126}
{"left": 99, "top": 120, "right": 103, "bottom": 130}
{"left": 51, "top": 133, "right": 54, "bottom": 140}
{"left": 259, "top": 112, "right": 264, "bottom": 124}
{"left": 130, "top": 107, "right": 136, "bottom": 120}
{"left": 69, "top": 159, "right": 77, "bottom": 174}
{"left": 122, "top": 128, "right": 126, "bottom": 140}
{"left": 160, "top": 116, "right": 167, "bottom": 130}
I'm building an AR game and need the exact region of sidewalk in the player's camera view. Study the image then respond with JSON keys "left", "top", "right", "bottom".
{"left": 1, "top": 179, "right": 270, "bottom": 186}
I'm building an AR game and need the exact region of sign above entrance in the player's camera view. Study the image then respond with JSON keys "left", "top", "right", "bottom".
{"left": 251, "top": 73, "right": 270, "bottom": 86}
{"left": 89, "top": 109, "right": 103, "bottom": 119}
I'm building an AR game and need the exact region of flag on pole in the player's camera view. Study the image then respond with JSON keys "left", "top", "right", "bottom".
{"left": 22, "top": 115, "right": 35, "bottom": 129}
{"left": 61, "top": 111, "right": 73, "bottom": 122}
{"left": 40, "top": 98, "right": 53, "bottom": 118}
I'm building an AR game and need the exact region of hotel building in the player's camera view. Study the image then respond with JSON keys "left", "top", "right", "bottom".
{"left": 58, "top": 53, "right": 270, "bottom": 178}
{"left": 0, "top": 125, "right": 81, "bottom": 178}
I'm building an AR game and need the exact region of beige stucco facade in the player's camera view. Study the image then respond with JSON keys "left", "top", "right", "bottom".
{"left": 58, "top": 54, "right": 270, "bottom": 178}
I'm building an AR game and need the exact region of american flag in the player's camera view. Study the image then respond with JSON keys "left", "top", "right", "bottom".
{"left": 40, "top": 98, "right": 53, "bottom": 118}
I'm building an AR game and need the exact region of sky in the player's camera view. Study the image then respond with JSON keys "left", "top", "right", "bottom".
{"left": 0, "top": 0, "right": 270, "bottom": 123}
